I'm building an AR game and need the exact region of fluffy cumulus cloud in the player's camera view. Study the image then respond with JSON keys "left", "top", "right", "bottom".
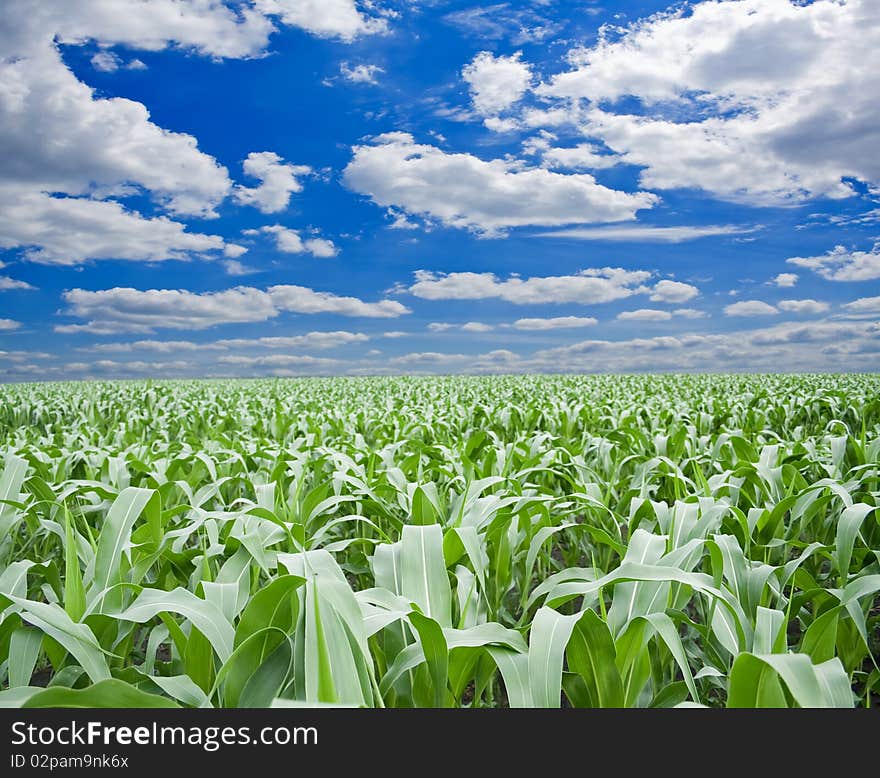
{"left": 407, "top": 267, "right": 653, "bottom": 305}
{"left": 253, "top": 0, "right": 389, "bottom": 41}
{"left": 777, "top": 299, "right": 829, "bottom": 314}
{"left": 787, "top": 244, "right": 880, "bottom": 282}
{"left": 523, "top": 133, "right": 622, "bottom": 171}
{"left": 0, "top": 275, "right": 35, "bottom": 291}
{"left": 771, "top": 273, "right": 799, "bottom": 288}
{"left": 57, "top": 284, "right": 409, "bottom": 334}
{"left": 269, "top": 285, "right": 408, "bottom": 317}
{"left": 234, "top": 152, "right": 311, "bottom": 214}
{"left": 58, "top": 286, "right": 280, "bottom": 334}
{"left": 0, "top": 1, "right": 391, "bottom": 267}
{"left": 842, "top": 296, "right": 880, "bottom": 315}
{"left": 650, "top": 280, "right": 699, "bottom": 303}
{"left": 673, "top": 308, "right": 708, "bottom": 319}
{"left": 343, "top": 133, "right": 657, "bottom": 235}
{"left": 617, "top": 309, "right": 672, "bottom": 322}
{"left": 512, "top": 316, "right": 598, "bottom": 330}
{"left": 461, "top": 322, "right": 495, "bottom": 333}
{"left": 0, "top": 192, "right": 224, "bottom": 265}
{"left": 259, "top": 226, "right": 339, "bottom": 258}
{"left": 0, "top": 319, "right": 21, "bottom": 331}
{"left": 536, "top": 0, "right": 880, "bottom": 205}
{"left": 462, "top": 51, "right": 532, "bottom": 116}
{"left": 616, "top": 307, "right": 707, "bottom": 322}
{"left": 724, "top": 300, "right": 779, "bottom": 317}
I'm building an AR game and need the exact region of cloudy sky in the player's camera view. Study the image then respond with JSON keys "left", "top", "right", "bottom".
{"left": 1, "top": 0, "right": 879, "bottom": 380}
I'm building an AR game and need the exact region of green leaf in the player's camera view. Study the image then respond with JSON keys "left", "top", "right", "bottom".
{"left": 0, "top": 593, "right": 110, "bottom": 683}
{"left": 408, "top": 612, "right": 448, "bottom": 707}
{"left": 8, "top": 627, "right": 42, "bottom": 688}
{"left": 400, "top": 524, "right": 452, "bottom": 627}
{"left": 115, "top": 587, "right": 234, "bottom": 662}
{"left": 727, "top": 653, "right": 852, "bottom": 708}
{"left": 88, "top": 487, "right": 159, "bottom": 606}
{"left": 23, "top": 679, "right": 179, "bottom": 708}
{"left": 63, "top": 506, "right": 86, "bottom": 622}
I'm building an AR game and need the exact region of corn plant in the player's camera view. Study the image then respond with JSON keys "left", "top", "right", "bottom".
{"left": 0, "top": 374, "right": 877, "bottom": 708}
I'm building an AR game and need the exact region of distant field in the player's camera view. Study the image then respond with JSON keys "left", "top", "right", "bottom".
{"left": 0, "top": 375, "right": 878, "bottom": 708}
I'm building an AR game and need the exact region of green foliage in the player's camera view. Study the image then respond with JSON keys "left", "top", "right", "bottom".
{"left": 0, "top": 374, "right": 877, "bottom": 707}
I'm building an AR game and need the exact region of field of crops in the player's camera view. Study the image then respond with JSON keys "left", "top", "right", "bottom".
{"left": 0, "top": 375, "right": 877, "bottom": 708}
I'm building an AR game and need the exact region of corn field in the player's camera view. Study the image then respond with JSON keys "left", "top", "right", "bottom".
{"left": 0, "top": 374, "right": 878, "bottom": 708}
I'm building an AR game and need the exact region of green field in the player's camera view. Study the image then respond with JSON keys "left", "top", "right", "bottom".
{"left": 0, "top": 374, "right": 878, "bottom": 708}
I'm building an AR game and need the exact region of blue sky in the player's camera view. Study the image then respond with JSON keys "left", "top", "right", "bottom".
{"left": 1, "top": 0, "right": 878, "bottom": 379}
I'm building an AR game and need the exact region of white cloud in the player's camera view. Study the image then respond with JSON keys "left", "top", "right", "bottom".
{"left": 260, "top": 226, "right": 339, "bottom": 258}
{"left": 268, "top": 285, "right": 409, "bottom": 318}
{"left": 461, "top": 322, "right": 494, "bottom": 332}
{"left": 537, "top": 0, "right": 880, "bottom": 205}
{"left": 302, "top": 238, "right": 339, "bottom": 258}
{"left": 617, "top": 306, "right": 707, "bottom": 321}
{"left": 217, "top": 354, "right": 338, "bottom": 368}
{"left": 462, "top": 51, "right": 532, "bottom": 116}
{"left": 771, "top": 272, "right": 799, "bottom": 288}
{"left": 217, "top": 331, "right": 368, "bottom": 350}
{"left": 724, "top": 300, "right": 779, "bottom": 317}
{"left": 534, "top": 225, "right": 753, "bottom": 243}
{"left": 344, "top": 133, "right": 657, "bottom": 235}
{"left": 389, "top": 352, "right": 468, "bottom": 366}
{"left": 787, "top": 245, "right": 880, "bottom": 282}
{"left": 842, "top": 296, "right": 880, "bottom": 314}
{"left": 512, "top": 316, "right": 598, "bottom": 330}
{"left": 88, "top": 331, "right": 368, "bottom": 353}
{"left": 0, "top": 1, "right": 395, "bottom": 269}
{"left": 408, "top": 267, "right": 652, "bottom": 305}
{"left": 224, "top": 244, "right": 248, "bottom": 258}
{"left": 528, "top": 318, "right": 880, "bottom": 373}
{"left": 673, "top": 308, "right": 708, "bottom": 319}
{"left": 483, "top": 117, "right": 520, "bottom": 133}
{"left": 386, "top": 209, "right": 419, "bottom": 230}
{"left": 222, "top": 259, "right": 259, "bottom": 276}
{"left": 650, "top": 280, "right": 699, "bottom": 303}
{"left": 88, "top": 339, "right": 209, "bottom": 354}
{"left": 0, "top": 191, "right": 225, "bottom": 266}
{"left": 90, "top": 51, "right": 121, "bottom": 72}
{"left": 58, "top": 286, "right": 279, "bottom": 334}
{"left": 0, "top": 349, "right": 52, "bottom": 361}
{"left": 777, "top": 299, "right": 829, "bottom": 314}
{"left": 90, "top": 50, "right": 147, "bottom": 73}
{"left": 254, "top": 0, "right": 388, "bottom": 41}
{"left": 234, "top": 152, "right": 311, "bottom": 214}
{"left": 617, "top": 309, "right": 672, "bottom": 322}
{"left": 57, "top": 284, "right": 408, "bottom": 334}
{"left": 340, "top": 62, "right": 384, "bottom": 84}
{"left": 0, "top": 36, "right": 231, "bottom": 219}
{"left": 0, "top": 3, "right": 264, "bottom": 267}
{"left": 0, "top": 319, "right": 21, "bottom": 331}
{"left": 523, "top": 135, "right": 622, "bottom": 170}
{"left": 0, "top": 276, "right": 35, "bottom": 291}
